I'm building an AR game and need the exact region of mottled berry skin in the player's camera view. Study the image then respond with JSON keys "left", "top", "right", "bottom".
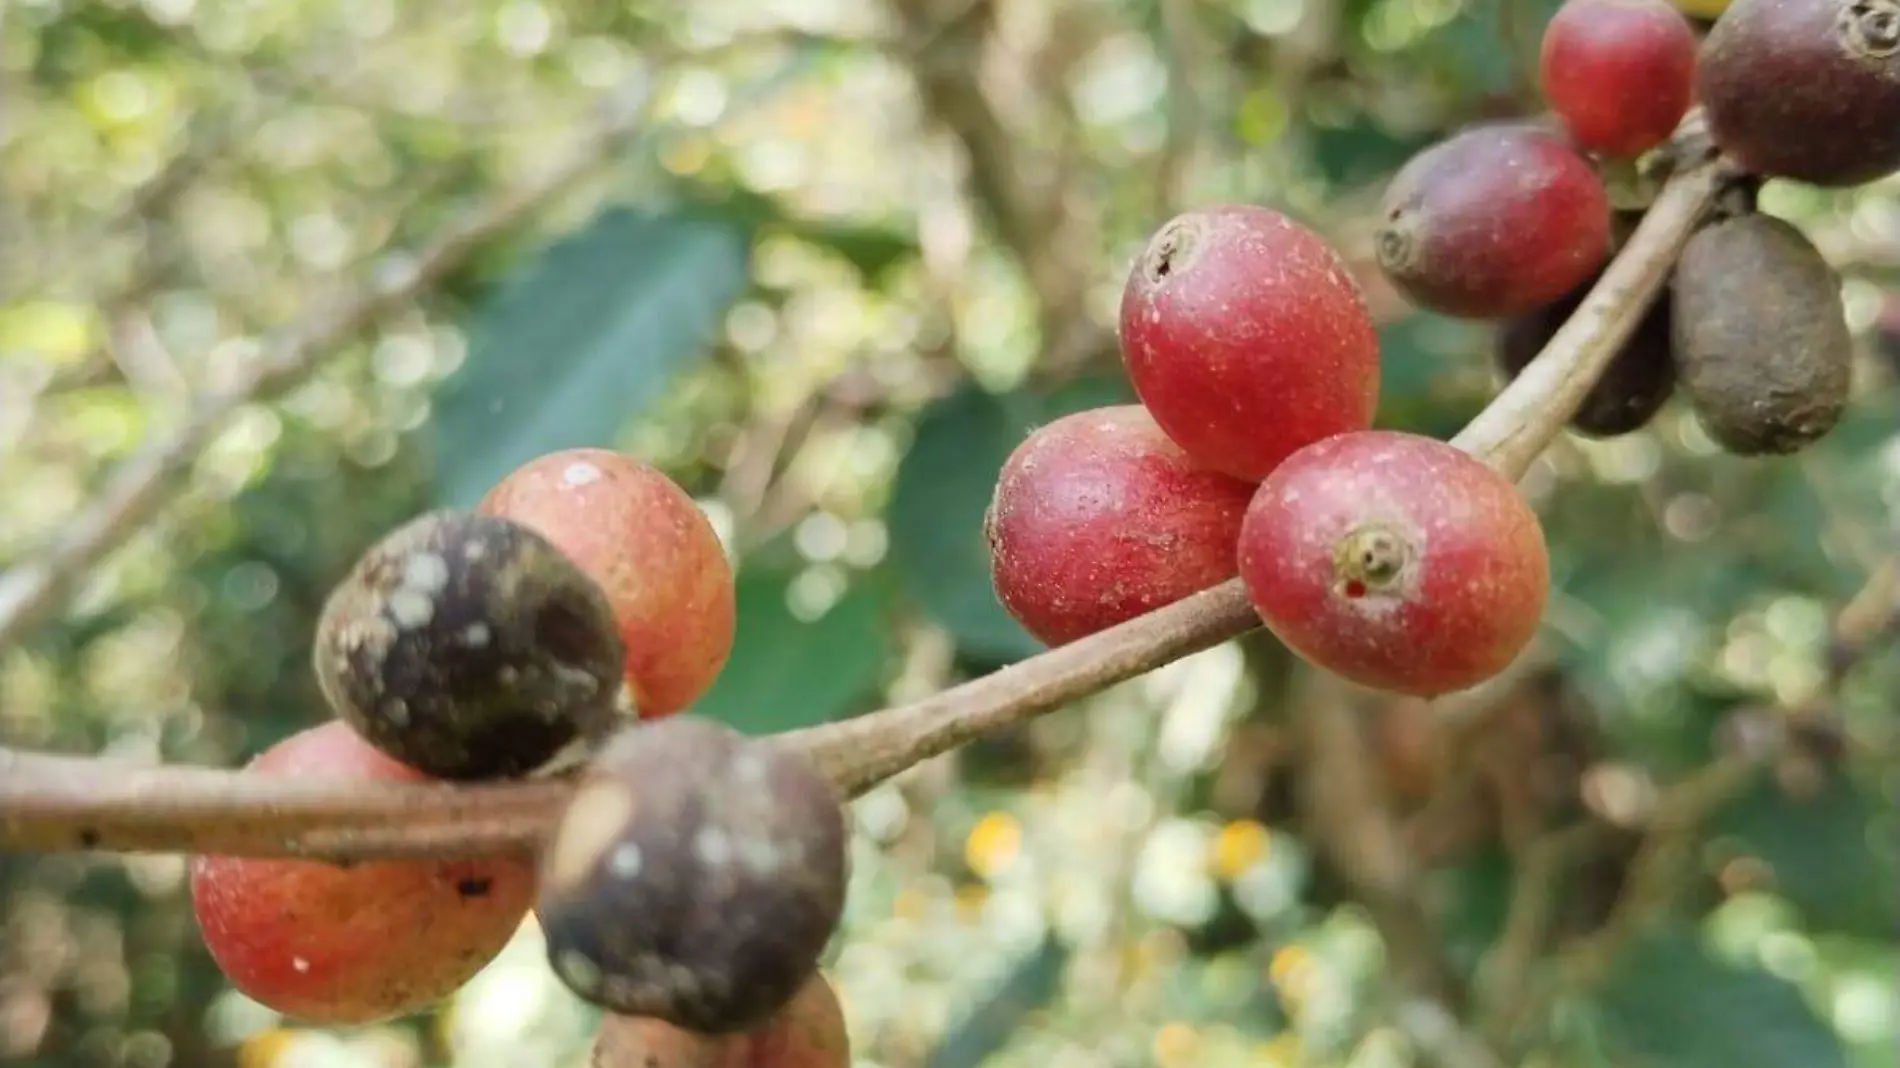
{"left": 1238, "top": 431, "right": 1551, "bottom": 697}
{"left": 1698, "top": 0, "right": 1900, "bottom": 187}
{"left": 1671, "top": 213, "right": 1853, "bottom": 455}
{"left": 590, "top": 972, "right": 850, "bottom": 1068}
{"left": 1495, "top": 265, "right": 1677, "bottom": 438}
{"left": 481, "top": 449, "right": 736, "bottom": 719}
{"left": 985, "top": 405, "right": 1256, "bottom": 646}
{"left": 1118, "top": 205, "right": 1381, "bottom": 483}
{"left": 538, "top": 717, "right": 849, "bottom": 1034}
{"left": 189, "top": 722, "right": 536, "bottom": 1024}
{"left": 1376, "top": 124, "right": 1612, "bottom": 319}
{"left": 314, "top": 510, "right": 629, "bottom": 780}
{"left": 1540, "top": 0, "right": 1698, "bottom": 157}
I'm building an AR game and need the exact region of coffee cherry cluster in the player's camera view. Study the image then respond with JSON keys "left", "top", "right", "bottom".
{"left": 986, "top": 0, "right": 1877, "bottom": 700}
{"left": 161, "top": 1, "right": 1883, "bottom": 1051}
{"left": 984, "top": 202, "right": 1549, "bottom": 698}
{"left": 1487, "top": 0, "right": 1865, "bottom": 455}
{"left": 189, "top": 448, "right": 851, "bottom": 1057}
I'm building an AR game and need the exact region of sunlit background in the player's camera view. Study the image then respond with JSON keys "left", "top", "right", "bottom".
{"left": 2, "top": 0, "right": 1897, "bottom": 1066}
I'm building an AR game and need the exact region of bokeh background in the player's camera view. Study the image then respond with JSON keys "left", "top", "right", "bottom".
{"left": 1, "top": 0, "right": 1896, "bottom": 1066}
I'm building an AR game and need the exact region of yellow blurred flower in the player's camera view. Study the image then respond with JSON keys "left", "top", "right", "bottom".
{"left": 964, "top": 811, "right": 1022, "bottom": 880}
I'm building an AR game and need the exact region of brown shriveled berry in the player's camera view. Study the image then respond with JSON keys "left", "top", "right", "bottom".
{"left": 1495, "top": 263, "right": 1676, "bottom": 438}
{"left": 1376, "top": 123, "right": 1612, "bottom": 319}
{"left": 1237, "top": 431, "right": 1551, "bottom": 697}
{"left": 985, "top": 405, "right": 1256, "bottom": 647}
{"left": 189, "top": 722, "right": 536, "bottom": 1024}
{"left": 538, "top": 717, "right": 850, "bottom": 1034}
{"left": 590, "top": 971, "right": 850, "bottom": 1068}
{"left": 480, "top": 449, "right": 737, "bottom": 719}
{"left": 1671, "top": 212, "right": 1853, "bottom": 455}
{"left": 1540, "top": 0, "right": 1699, "bottom": 158}
{"left": 1117, "top": 204, "right": 1382, "bottom": 483}
{"left": 1697, "top": 0, "right": 1900, "bottom": 187}
{"left": 314, "top": 510, "right": 630, "bottom": 780}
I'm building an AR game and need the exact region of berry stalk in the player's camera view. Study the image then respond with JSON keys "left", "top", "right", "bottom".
{"left": 1452, "top": 152, "right": 1732, "bottom": 475}
{"left": 0, "top": 149, "right": 1731, "bottom": 864}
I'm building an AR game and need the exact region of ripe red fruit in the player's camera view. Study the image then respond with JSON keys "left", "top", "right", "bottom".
{"left": 985, "top": 405, "right": 1257, "bottom": 646}
{"left": 1697, "top": 0, "right": 1900, "bottom": 187}
{"left": 1540, "top": 0, "right": 1698, "bottom": 158}
{"left": 189, "top": 722, "right": 536, "bottom": 1024}
{"left": 1118, "top": 205, "right": 1381, "bottom": 483}
{"left": 480, "top": 449, "right": 735, "bottom": 718}
{"left": 1376, "top": 124, "right": 1612, "bottom": 319}
{"left": 1237, "top": 431, "right": 1550, "bottom": 697}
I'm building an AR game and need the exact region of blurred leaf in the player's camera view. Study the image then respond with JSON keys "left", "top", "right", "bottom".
{"left": 1304, "top": 114, "right": 1439, "bottom": 190}
{"left": 886, "top": 375, "right": 1136, "bottom": 664}
{"left": 690, "top": 566, "right": 894, "bottom": 735}
{"left": 429, "top": 206, "right": 754, "bottom": 507}
{"left": 1709, "top": 775, "right": 1900, "bottom": 938}
{"left": 685, "top": 185, "right": 919, "bottom": 284}
{"left": 1595, "top": 926, "right": 1850, "bottom": 1068}
{"left": 1372, "top": 311, "right": 1492, "bottom": 438}
{"left": 1415, "top": 0, "right": 1561, "bottom": 101}
{"left": 925, "top": 936, "right": 1070, "bottom": 1068}
{"left": 1436, "top": 845, "right": 1513, "bottom": 977}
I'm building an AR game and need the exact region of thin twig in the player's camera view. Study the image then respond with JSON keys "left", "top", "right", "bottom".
{"left": 0, "top": 82, "right": 655, "bottom": 652}
{"left": 0, "top": 148, "right": 1731, "bottom": 862}
{"left": 1291, "top": 671, "right": 1462, "bottom": 1006}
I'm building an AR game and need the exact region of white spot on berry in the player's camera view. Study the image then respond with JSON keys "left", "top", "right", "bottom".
{"left": 387, "top": 589, "right": 435, "bottom": 629}
{"left": 292, "top": 957, "right": 310, "bottom": 973}
{"left": 402, "top": 552, "right": 450, "bottom": 594}
{"left": 732, "top": 752, "right": 769, "bottom": 785}
{"left": 461, "top": 622, "right": 491, "bottom": 647}
{"left": 608, "top": 843, "right": 644, "bottom": 879}
{"left": 563, "top": 462, "right": 603, "bottom": 487}
{"left": 694, "top": 828, "right": 733, "bottom": 868}
{"left": 738, "top": 836, "right": 783, "bottom": 875}
{"left": 555, "top": 949, "right": 603, "bottom": 997}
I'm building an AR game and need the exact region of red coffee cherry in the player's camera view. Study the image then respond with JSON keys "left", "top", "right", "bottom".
{"left": 1698, "top": 0, "right": 1900, "bottom": 187}
{"left": 1540, "top": 0, "right": 1699, "bottom": 158}
{"left": 481, "top": 448, "right": 736, "bottom": 719}
{"left": 986, "top": 405, "right": 1256, "bottom": 647}
{"left": 1376, "top": 123, "right": 1612, "bottom": 320}
{"left": 189, "top": 722, "right": 536, "bottom": 1024}
{"left": 1237, "top": 430, "right": 1550, "bottom": 697}
{"left": 1118, "top": 204, "right": 1381, "bottom": 483}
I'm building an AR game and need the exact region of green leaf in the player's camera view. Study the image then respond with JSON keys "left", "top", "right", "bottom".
{"left": 689, "top": 566, "right": 894, "bottom": 735}
{"left": 1594, "top": 926, "right": 1850, "bottom": 1068}
{"left": 1371, "top": 311, "right": 1493, "bottom": 439}
{"left": 429, "top": 206, "right": 754, "bottom": 508}
{"left": 1709, "top": 775, "right": 1900, "bottom": 938}
{"left": 886, "top": 375, "right": 1137, "bottom": 663}
{"left": 1304, "top": 113, "right": 1440, "bottom": 190}
{"left": 681, "top": 185, "right": 918, "bottom": 284}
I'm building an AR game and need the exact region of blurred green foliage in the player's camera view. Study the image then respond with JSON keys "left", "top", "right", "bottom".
{"left": 2, "top": 0, "right": 1897, "bottom": 1066}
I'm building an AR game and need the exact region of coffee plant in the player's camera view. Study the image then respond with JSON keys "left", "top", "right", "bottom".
{"left": 2, "top": 1, "right": 1896, "bottom": 1067}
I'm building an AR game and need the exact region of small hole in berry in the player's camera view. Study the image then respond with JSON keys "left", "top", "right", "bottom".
{"left": 1845, "top": 0, "right": 1900, "bottom": 55}
{"left": 1143, "top": 219, "right": 1204, "bottom": 285}
{"left": 1375, "top": 226, "right": 1413, "bottom": 270}
{"left": 1343, "top": 580, "right": 1367, "bottom": 599}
